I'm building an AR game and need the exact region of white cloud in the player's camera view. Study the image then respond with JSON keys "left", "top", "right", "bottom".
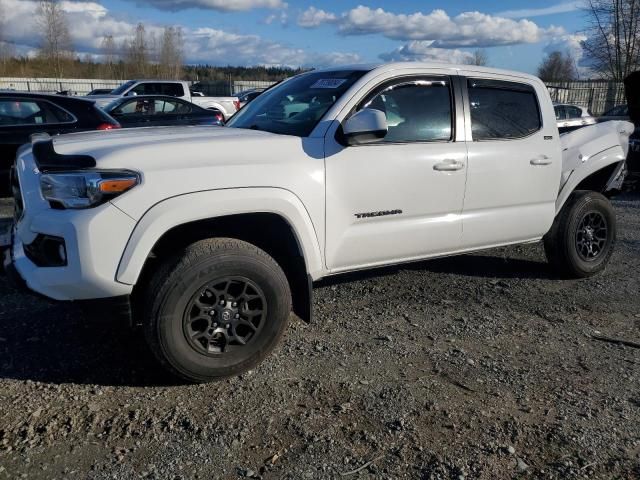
{"left": 297, "top": 5, "right": 564, "bottom": 48}
{"left": 497, "top": 1, "right": 581, "bottom": 19}
{"left": 545, "top": 33, "right": 586, "bottom": 59}
{"left": 187, "top": 28, "right": 360, "bottom": 67}
{"left": 0, "top": 0, "right": 360, "bottom": 68}
{"left": 131, "top": 0, "right": 285, "bottom": 12}
{"left": 297, "top": 7, "right": 337, "bottom": 28}
{"left": 379, "top": 41, "right": 474, "bottom": 64}
{"left": 544, "top": 33, "right": 590, "bottom": 77}
{"left": 264, "top": 10, "right": 288, "bottom": 26}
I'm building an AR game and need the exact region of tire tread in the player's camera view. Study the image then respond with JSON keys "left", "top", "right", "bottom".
{"left": 142, "top": 237, "right": 291, "bottom": 382}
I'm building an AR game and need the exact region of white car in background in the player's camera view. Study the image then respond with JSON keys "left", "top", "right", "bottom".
{"left": 87, "top": 80, "right": 240, "bottom": 121}
{"left": 554, "top": 103, "right": 597, "bottom": 133}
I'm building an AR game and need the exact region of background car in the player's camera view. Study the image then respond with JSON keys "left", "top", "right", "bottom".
{"left": 554, "top": 103, "right": 597, "bottom": 133}
{"left": 87, "top": 88, "right": 114, "bottom": 96}
{"left": 237, "top": 88, "right": 265, "bottom": 108}
{"left": 598, "top": 104, "right": 630, "bottom": 122}
{"left": 0, "top": 92, "right": 120, "bottom": 196}
{"left": 102, "top": 95, "right": 224, "bottom": 128}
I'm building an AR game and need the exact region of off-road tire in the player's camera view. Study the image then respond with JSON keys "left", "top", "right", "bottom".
{"left": 544, "top": 190, "right": 616, "bottom": 278}
{"left": 143, "top": 238, "right": 292, "bottom": 383}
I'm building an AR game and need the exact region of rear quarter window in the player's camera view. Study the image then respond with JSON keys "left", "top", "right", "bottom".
{"left": 468, "top": 79, "right": 542, "bottom": 140}
{"left": 566, "top": 106, "right": 583, "bottom": 118}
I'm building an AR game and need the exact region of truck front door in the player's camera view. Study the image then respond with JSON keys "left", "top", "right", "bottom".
{"left": 324, "top": 74, "right": 468, "bottom": 272}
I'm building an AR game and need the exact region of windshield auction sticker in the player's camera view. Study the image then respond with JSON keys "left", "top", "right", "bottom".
{"left": 310, "top": 79, "right": 347, "bottom": 89}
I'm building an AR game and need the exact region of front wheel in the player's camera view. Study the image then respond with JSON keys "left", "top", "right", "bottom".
{"left": 544, "top": 191, "right": 616, "bottom": 278}
{"left": 143, "top": 238, "right": 292, "bottom": 383}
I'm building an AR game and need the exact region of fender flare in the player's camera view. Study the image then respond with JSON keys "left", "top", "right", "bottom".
{"left": 556, "top": 146, "right": 626, "bottom": 213}
{"left": 115, "top": 187, "right": 324, "bottom": 286}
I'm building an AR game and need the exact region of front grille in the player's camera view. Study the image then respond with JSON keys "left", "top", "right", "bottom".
{"left": 9, "top": 166, "right": 24, "bottom": 222}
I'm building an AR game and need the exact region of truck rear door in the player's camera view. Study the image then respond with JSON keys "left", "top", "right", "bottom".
{"left": 459, "top": 74, "right": 562, "bottom": 249}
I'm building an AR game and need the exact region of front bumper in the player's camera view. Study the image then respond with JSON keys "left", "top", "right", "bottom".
{"left": 6, "top": 150, "right": 136, "bottom": 300}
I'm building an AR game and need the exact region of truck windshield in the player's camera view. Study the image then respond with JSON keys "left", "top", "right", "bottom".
{"left": 110, "top": 80, "right": 137, "bottom": 96}
{"left": 226, "top": 70, "right": 367, "bottom": 137}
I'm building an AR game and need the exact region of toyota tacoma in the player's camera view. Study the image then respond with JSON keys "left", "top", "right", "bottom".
{"left": 2, "top": 63, "right": 634, "bottom": 382}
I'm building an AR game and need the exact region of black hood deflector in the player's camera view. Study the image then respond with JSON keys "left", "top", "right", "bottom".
{"left": 32, "top": 140, "right": 97, "bottom": 172}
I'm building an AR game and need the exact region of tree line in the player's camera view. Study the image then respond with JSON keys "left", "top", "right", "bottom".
{"left": 1, "top": 0, "right": 639, "bottom": 82}
{"left": 538, "top": 0, "right": 639, "bottom": 81}
{"left": 0, "top": 0, "right": 301, "bottom": 81}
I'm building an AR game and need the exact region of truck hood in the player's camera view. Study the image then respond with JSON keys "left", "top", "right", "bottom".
{"left": 49, "top": 125, "right": 289, "bottom": 170}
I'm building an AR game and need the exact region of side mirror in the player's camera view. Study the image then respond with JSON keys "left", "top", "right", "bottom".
{"left": 342, "top": 108, "right": 388, "bottom": 145}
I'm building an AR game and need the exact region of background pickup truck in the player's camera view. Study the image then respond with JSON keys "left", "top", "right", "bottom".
{"left": 87, "top": 80, "right": 240, "bottom": 120}
{"left": 4, "top": 63, "right": 634, "bottom": 383}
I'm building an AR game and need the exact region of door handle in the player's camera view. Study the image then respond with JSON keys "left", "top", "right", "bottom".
{"left": 433, "top": 159, "right": 465, "bottom": 171}
{"left": 530, "top": 155, "right": 552, "bottom": 166}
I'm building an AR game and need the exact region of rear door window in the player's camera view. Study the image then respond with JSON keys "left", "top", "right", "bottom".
{"left": 154, "top": 98, "right": 191, "bottom": 114}
{"left": 161, "top": 83, "right": 185, "bottom": 96}
{"left": 468, "top": 79, "right": 542, "bottom": 140}
{"left": 0, "top": 99, "right": 75, "bottom": 126}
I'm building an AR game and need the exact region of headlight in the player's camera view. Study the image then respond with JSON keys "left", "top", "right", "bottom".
{"left": 40, "top": 170, "right": 139, "bottom": 209}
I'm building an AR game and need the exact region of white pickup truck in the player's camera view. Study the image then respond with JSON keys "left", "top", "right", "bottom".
{"left": 87, "top": 80, "right": 240, "bottom": 120}
{"left": 3, "top": 63, "right": 633, "bottom": 382}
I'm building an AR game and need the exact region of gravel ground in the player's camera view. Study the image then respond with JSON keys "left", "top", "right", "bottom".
{"left": 0, "top": 194, "right": 639, "bottom": 479}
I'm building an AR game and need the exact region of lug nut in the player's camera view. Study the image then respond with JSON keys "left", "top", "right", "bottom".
{"left": 212, "top": 322, "right": 218, "bottom": 328}
{"left": 235, "top": 313, "right": 239, "bottom": 318}
{"left": 232, "top": 302, "right": 237, "bottom": 307}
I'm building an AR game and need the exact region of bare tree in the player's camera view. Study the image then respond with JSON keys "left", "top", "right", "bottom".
{"left": 100, "top": 34, "right": 118, "bottom": 78}
{"left": 158, "top": 26, "right": 184, "bottom": 79}
{"left": 0, "top": 0, "right": 15, "bottom": 74}
{"left": 466, "top": 49, "right": 488, "bottom": 66}
{"left": 582, "top": 0, "right": 640, "bottom": 80}
{"left": 37, "top": 0, "right": 73, "bottom": 78}
{"left": 538, "top": 51, "right": 579, "bottom": 81}
{"left": 125, "top": 23, "right": 151, "bottom": 78}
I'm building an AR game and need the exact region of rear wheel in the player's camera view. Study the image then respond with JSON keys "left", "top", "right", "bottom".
{"left": 544, "top": 191, "right": 616, "bottom": 278}
{"left": 143, "top": 238, "right": 292, "bottom": 382}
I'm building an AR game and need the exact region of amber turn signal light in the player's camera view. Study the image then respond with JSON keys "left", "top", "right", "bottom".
{"left": 98, "top": 178, "right": 137, "bottom": 193}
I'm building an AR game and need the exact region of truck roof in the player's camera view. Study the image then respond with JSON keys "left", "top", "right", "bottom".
{"left": 312, "top": 62, "right": 541, "bottom": 83}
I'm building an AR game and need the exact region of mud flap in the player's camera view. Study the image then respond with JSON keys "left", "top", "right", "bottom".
{"left": 606, "top": 161, "right": 627, "bottom": 192}
{"left": 291, "top": 272, "right": 313, "bottom": 323}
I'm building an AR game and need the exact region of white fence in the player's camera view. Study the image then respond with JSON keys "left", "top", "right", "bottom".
{"left": 1, "top": 77, "right": 277, "bottom": 97}
{"left": 545, "top": 81, "right": 625, "bottom": 115}
{"left": 0, "top": 77, "right": 125, "bottom": 95}
{"left": 231, "top": 80, "right": 275, "bottom": 94}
